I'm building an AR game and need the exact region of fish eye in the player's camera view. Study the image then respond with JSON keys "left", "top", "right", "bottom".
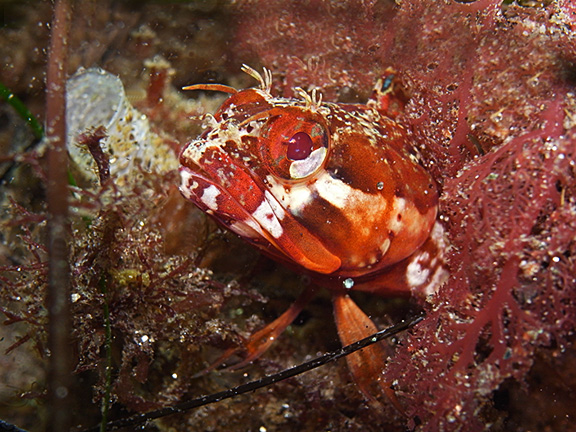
{"left": 260, "top": 112, "right": 329, "bottom": 181}
{"left": 287, "top": 132, "right": 313, "bottom": 161}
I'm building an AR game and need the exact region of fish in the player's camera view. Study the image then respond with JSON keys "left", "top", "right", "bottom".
{"left": 179, "top": 65, "right": 447, "bottom": 409}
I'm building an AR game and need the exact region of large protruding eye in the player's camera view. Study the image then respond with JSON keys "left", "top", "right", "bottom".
{"left": 260, "top": 108, "right": 329, "bottom": 181}
{"left": 287, "top": 132, "right": 313, "bottom": 160}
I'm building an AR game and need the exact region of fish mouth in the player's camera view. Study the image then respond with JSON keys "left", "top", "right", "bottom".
{"left": 179, "top": 165, "right": 280, "bottom": 244}
{"left": 179, "top": 142, "right": 341, "bottom": 274}
{"left": 179, "top": 140, "right": 279, "bottom": 243}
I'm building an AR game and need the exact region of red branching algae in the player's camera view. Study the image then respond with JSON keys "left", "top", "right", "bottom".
{"left": 230, "top": 0, "right": 576, "bottom": 430}
{"left": 77, "top": 126, "right": 109, "bottom": 184}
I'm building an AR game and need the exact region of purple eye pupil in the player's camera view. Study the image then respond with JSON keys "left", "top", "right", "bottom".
{"left": 286, "top": 132, "right": 313, "bottom": 161}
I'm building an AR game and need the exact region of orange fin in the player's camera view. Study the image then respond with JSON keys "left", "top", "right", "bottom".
{"left": 352, "top": 221, "right": 448, "bottom": 298}
{"left": 332, "top": 292, "right": 405, "bottom": 414}
{"left": 197, "top": 285, "right": 317, "bottom": 376}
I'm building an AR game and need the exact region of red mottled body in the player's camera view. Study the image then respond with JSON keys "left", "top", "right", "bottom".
{"left": 179, "top": 66, "right": 446, "bottom": 407}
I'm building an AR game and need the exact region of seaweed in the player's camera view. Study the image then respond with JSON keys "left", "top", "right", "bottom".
{"left": 0, "top": 82, "right": 43, "bottom": 140}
